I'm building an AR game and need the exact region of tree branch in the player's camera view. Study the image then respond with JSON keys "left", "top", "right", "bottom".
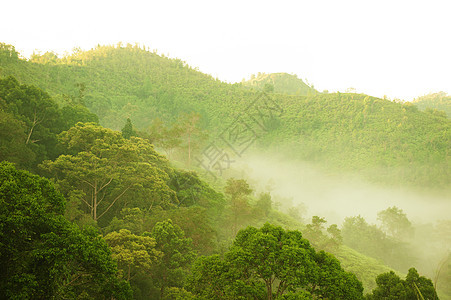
{"left": 96, "top": 185, "right": 132, "bottom": 220}
{"left": 98, "top": 177, "right": 114, "bottom": 193}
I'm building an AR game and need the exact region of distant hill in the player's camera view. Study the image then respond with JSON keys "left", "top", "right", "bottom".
{"left": 242, "top": 72, "right": 315, "bottom": 95}
{"left": 1, "top": 43, "right": 450, "bottom": 188}
{"left": 413, "top": 91, "right": 451, "bottom": 118}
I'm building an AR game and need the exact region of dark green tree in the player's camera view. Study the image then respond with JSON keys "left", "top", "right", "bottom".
{"left": 366, "top": 268, "right": 438, "bottom": 300}
{"left": 121, "top": 117, "right": 137, "bottom": 139}
{"left": 0, "top": 76, "right": 65, "bottom": 167}
{"left": 0, "top": 161, "right": 132, "bottom": 299}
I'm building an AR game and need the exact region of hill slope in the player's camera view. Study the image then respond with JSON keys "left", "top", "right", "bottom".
{"left": 413, "top": 91, "right": 451, "bottom": 118}
{"left": 242, "top": 72, "right": 315, "bottom": 95}
{"left": 1, "top": 43, "right": 450, "bottom": 189}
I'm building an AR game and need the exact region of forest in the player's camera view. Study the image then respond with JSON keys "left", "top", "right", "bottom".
{"left": 0, "top": 42, "right": 450, "bottom": 299}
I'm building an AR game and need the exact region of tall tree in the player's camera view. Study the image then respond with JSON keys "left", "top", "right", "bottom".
{"left": 41, "top": 123, "right": 176, "bottom": 223}
{"left": 121, "top": 117, "right": 137, "bottom": 139}
{"left": 177, "top": 112, "right": 206, "bottom": 168}
{"left": 224, "top": 178, "right": 253, "bottom": 236}
{"left": 149, "top": 220, "right": 196, "bottom": 299}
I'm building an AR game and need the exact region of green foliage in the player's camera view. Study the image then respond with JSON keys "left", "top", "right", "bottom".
{"left": 149, "top": 219, "right": 196, "bottom": 299}
{"left": 122, "top": 118, "right": 137, "bottom": 139}
{"left": 303, "top": 216, "right": 343, "bottom": 252}
{"left": 0, "top": 76, "right": 64, "bottom": 168}
{"left": 341, "top": 215, "right": 414, "bottom": 271}
{"left": 1, "top": 44, "right": 449, "bottom": 188}
{"left": 0, "top": 161, "right": 131, "bottom": 299}
{"left": 366, "top": 268, "right": 438, "bottom": 300}
{"left": 0, "top": 75, "right": 100, "bottom": 171}
{"left": 243, "top": 72, "right": 314, "bottom": 96}
{"left": 413, "top": 91, "right": 450, "bottom": 118}
{"left": 187, "top": 223, "right": 363, "bottom": 299}
{"left": 1, "top": 43, "right": 448, "bottom": 299}
{"left": 255, "top": 192, "right": 273, "bottom": 217}
{"left": 104, "top": 229, "right": 162, "bottom": 282}
{"left": 0, "top": 104, "right": 34, "bottom": 166}
{"left": 377, "top": 206, "right": 413, "bottom": 240}
{"left": 224, "top": 178, "right": 254, "bottom": 236}
{"left": 333, "top": 245, "right": 395, "bottom": 294}
{"left": 40, "top": 122, "right": 177, "bottom": 224}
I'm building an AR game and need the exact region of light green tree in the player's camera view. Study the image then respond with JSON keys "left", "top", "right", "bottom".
{"left": 377, "top": 206, "right": 413, "bottom": 240}
{"left": 41, "top": 122, "right": 176, "bottom": 222}
{"left": 105, "top": 229, "right": 162, "bottom": 282}
{"left": 224, "top": 178, "right": 253, "bottom": 236}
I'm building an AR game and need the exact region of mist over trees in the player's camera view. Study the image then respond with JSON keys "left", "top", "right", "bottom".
{"left": 0, "top": 43, "right": 449, "bottom": 299}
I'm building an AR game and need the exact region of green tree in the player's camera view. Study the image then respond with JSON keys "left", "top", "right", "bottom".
{"left": 121, "top": 117, "right": 137, "bottom": 139}
{"left": 177, "top": 112, "right": 207, "bottom": 168}
{"left": 41, "top": 123, "right": 176, "bottom": 223}
{"left": 405, "top": 268, "right": 439, "bottom": 300}
{"left": 61, "top": 104, "right": 99, "bottom": 130}
{"left": 366, "top": 271, "right": 407, "bottom": 300}
{"left": 0, "top": 76, "right": 64, "bottom": 166}
{"left": 366, "top": 268, "right": 438, "bottom": 300}
{"left": 149, "top": 219, "right": 196, "bottom": 299}
{"left": 0, "top": 106, "right": 34, "bottom": 166}
{"left": 188, "top": 223, "right": 363, "bottom": 300}
{"left": 256, "top": 192, "right": 273, "bottom": 217}
{"left": 342, "top": 215, "right": 413, "bottom": 271}
{"left": 377, "top": 206, "right": 413, "bottom": 240}
{"left": 147, "top": 118, "right": 183, "bottom": 159}
{"left": 0, "top": 161, "right": 132, "bottom": 299}
{"left": 105, "top": 229, "right": 162, "bottom": 282}
{"left": 186, "top": 255, "right": 233, "bottom": 299}
{"left": 304, "top": 216, "right": 342, "bottom": 251}
{"left": 224, "top": 178, "right": 253, "bottom": 236}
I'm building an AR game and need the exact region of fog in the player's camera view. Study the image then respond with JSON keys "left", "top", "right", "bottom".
{"left": 233, "top": 152, "right": 451, "bottom": 226}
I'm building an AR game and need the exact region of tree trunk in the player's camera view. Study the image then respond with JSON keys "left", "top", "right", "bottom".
{"left": 266, "top": 280, "right": 272, "bottom": 300}
{"left": 93, "top": 182, "right": 97, "bottom": 221}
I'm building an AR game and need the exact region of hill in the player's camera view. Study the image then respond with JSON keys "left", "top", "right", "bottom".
{"left": 242, "top": 72, "right": 315, "bottom": 95}
{"left": 1, "top": 44, "right": 447, "bottom": 298}
{"left": 1, "top": 43, "right": 450, "bottom": 189}
{"left": 413, "top": 91, "right": 451, "bottom": 118}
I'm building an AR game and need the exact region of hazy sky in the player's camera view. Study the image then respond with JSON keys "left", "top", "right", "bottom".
{"left": 2, "top": 0, "right": 450, "bottom": 100}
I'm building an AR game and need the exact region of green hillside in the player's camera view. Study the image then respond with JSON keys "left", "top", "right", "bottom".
{"left": 1, "top": 43, "right": 450, "bottom": 189}
{"left": 242, "top": 72, "right": 315, "bottom": 95}
{"left": 413, "top": 91, "right": 451, "bottom": 118}
{"left": 1, "top": 43, "right": 447, "bottom": 299}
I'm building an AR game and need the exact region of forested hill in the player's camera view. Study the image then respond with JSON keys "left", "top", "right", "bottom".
{"left": 1, "top": 43, "right": 450, "bottom": 188}
{"left": 0, "top": 42, "right": 250, "bottom": 131}
{"left": 413, "top": 91, "right": 451, "bottom": 118}
{"left": 242, "top": 72, "right": 315, "bottom": 95}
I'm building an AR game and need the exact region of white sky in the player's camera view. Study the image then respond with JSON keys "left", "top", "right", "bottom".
{"left": 2, "top": 0, "right": 450, "bottom": 100}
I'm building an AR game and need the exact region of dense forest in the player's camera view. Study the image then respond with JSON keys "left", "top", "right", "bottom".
{"left": 1, "top": 43, "right": 450, "bottom": 299}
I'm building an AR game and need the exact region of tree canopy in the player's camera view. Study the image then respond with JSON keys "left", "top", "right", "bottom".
{"left": 0, "top": 161, "right": 131, "bottom": 299}
{"left": 187, "top": 223, "right": 363, "bottom": 299}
